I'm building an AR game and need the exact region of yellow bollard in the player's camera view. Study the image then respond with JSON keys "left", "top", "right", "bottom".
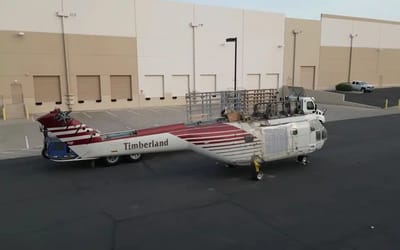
{"left": 385, "top": 99, "right": 388, "bottom": 109}
{"left": 2, "top": 106, "right": 6, "bottom": 120}
{"left": 24, "top": 104, "right": 30, "bottom": 120}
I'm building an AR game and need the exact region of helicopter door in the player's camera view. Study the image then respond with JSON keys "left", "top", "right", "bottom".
{"left": 291, "top": 122, "right": 310, "bottom": 153}
{"left": 262, "top": 125, "right": 289, "bottom": 161}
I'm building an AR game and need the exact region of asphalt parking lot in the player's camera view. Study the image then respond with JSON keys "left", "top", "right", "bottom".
{"left": 1, "top": 113, "right": 400, "bottom": 249}
{"left": 341, "top": 87, "right": 400, "bottom": 108}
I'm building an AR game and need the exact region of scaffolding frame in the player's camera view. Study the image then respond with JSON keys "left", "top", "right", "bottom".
{"left": 185, "top": 89, "right": 279, "bottom": 122}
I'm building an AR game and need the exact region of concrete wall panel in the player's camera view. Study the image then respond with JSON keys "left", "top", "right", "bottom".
{"left": 0, "top": 0, "right": 61, "bottom": 33}
{"left": 135, "top": 0, "right": 193, "bottom": 94}
{"left": 283, "top": 18, "right": 320, "bottom": 88}
{"left": 64, "top": 0, "right": 136, "bottom": 37}
{"left": 322, "top": 16, "right": 400, "bottom": 49}
{"left": 195, "top": 5, "right": 243, "bottom": 91}
{"left": 243, "top": 11, "right": 285, "bottom": 89}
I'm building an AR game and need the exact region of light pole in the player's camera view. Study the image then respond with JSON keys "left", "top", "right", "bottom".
{"left": 292, "top": 30, "right": 302, "bottom": 86}
{"left": 225, "top": 37, "right": 237, "bottom": 91}
{"left": 347, "top": 33, "right": 358, "bottom": 83}
{"left": 190, "top": 22, "right": 203, "bottom": 94}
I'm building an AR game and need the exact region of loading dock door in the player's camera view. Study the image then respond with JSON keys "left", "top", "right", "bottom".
{"left": 143, "top": 75, "right": 164, "bottom": 98}
{"left": 170, "top": 75, "right": 190, "bottom": 96}
{"left": 263, "top": 74, "right": 279, "bottom": 89}
{"left": 198, "top": 74, "right": 216, "bottom": 92}
{"left": 77, "top": 76, "right": 101, "bottom": 101}
{"left": 247, "top": 74, "right": 260, "bottom": 89}
{"left": 33, "top": 76, "right": 61, "bottom": 104}
{"left": 300, "top": 66, "right": 315, "bottom": 90}
{"left": 11, "top": 83, "right": 24, "bottom": 104}
{"left": 111, "top": 75, "right": 132, "bottom": 100}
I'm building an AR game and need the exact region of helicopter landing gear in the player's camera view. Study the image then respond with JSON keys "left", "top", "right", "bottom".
{"left": 297, "top": 155, "right": 309, "bottom": 166}
{"left": 251, "top": 155, "right": 264, "bottom": 181}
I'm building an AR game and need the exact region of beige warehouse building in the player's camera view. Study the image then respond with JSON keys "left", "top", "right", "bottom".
{"left": 1, "top": 0, "right": 399, "bottom": 118}
{"left": 284, "top": 14, "right": 400, "bottom": 90}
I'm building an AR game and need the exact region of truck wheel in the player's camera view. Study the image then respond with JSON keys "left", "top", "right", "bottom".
{"left": 125, "top": 153, "right": 142, "bottom": 162}
{"left": 41, "top": 148, "right": 49, "bottom": 159}
{"left": 103, "top": 155, "right": 120, "bottom": 166}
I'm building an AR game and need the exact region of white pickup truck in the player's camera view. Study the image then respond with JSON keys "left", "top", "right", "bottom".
{"left": 351, "top": 81, "right": 375, "bottom": 93}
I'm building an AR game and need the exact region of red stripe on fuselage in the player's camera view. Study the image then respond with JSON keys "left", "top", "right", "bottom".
{"left": 192, "top": 137, "right": 245, "bottom": 145}
{"left": 56, "top": 131, "right": 95, "bottom": 138}
{"left": 65, "top": 136, "right": 103, "bottom": 146}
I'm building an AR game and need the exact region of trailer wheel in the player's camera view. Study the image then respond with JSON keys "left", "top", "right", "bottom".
{"left": 41, "top": 148, "right": 49, "bottom": 159}
{"left": 103, "top": 155, "right": 120, "bottom": 166}
{"left": 125, "top": 153, "right": 142, "bottom": 162}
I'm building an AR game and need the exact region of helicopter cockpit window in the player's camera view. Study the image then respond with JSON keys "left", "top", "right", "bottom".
{"left": 307, "top": 101, "right": 315, "bottom": 110}
{"left": 316, "top": 131, "right": 321, "bottom": 141}
{"left": 322, "top": 129, "right": 327, "bottom": 140}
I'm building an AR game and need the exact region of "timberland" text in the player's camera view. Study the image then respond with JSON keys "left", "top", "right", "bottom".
{"left": 124, "top": 139, "right": 169, "bottom": 150}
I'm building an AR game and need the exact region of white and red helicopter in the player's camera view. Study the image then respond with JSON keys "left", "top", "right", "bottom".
{"left": 37, "top": 89, "right": 327, "bottom": 180}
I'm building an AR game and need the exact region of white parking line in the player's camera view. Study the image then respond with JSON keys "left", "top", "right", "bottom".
{"left": 82, "top": 112, "right": 93, "bottom": 119}
{"left": 106, "top": 111, "right": 118, "bottom": 118}
{"left": 147, "top": 109, "right": 160, "bottom": 114}
{"left": 25, "top": 136, "right": 30, "bottom": 149}
{"left": 127, "top": 110, "right": 143, "bottom": 116}
{"left": 161, "top": 107, "right": 184, "bottom": 112}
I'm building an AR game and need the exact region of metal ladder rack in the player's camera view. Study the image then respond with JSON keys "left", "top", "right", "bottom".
{"left": 185, "top": 89, "right": 279, "bottom": 122}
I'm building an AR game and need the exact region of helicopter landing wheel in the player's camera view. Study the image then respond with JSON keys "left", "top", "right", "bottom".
{"left": 255, "top": 170, "right": 264, "bottom": 181}
{"left": 251, "top": 156, "right": 264, "bottom": 181}
{"left": 297, "top": 155, "right": 308, "bottom": 166}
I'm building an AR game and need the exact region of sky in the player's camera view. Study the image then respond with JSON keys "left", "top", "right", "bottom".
{"left": 174, "top": 0, "right": 399, "bottom": 21}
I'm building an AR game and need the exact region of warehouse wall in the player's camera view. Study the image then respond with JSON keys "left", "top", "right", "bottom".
{"left": 283, "top": 18, "right": 321, "bottom": 89}
{"left": 136, "top": 0, "right": 285, "bottom": 105}
{"left": 319, "top": 14, "right": 400, "bottom": 89}
{"left": 0, "top": 0, "right": 285, "bottom": 113}
{"left": 3, "top": 1, "right": 399, "bottom": 115}
{"left": 0, "top": 0, "right": 138, "bottom": 113}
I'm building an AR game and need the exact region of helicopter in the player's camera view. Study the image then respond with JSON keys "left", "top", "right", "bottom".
{"left": 37, "top": 89, "right": 327, "bottom": 180}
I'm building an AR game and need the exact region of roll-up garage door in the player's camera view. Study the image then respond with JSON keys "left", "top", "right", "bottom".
{"left": 33, "top": 76, "right": 61, "bottom": 104}
{"left": 111, "top": 75, "right": 132, "bottom": 101}
{"left": 198, "top": 74, "right": 216, "bottom": 92}
{"left": 262, "top": 73, "right": 279, "bottom": 89}
{"left": 77, "top": 75, "right": 101, "bottom": 102}
{"left": 300, "top": 66, "right": 315, "bottom": 90}
{"left": 170, "top": 75, "right": 190, "bottom": 97}
{"left": 143, "top": 75, "right": 164, "bottom": 98}
{"left": 247, "top": 74, "right": 261, "bottom": 89}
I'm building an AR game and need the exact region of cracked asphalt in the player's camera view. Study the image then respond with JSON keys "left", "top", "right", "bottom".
{"left": 1, "top": 114, "right": 400, "bottom": 249}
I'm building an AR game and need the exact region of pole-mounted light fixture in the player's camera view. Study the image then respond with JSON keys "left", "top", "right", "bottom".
{"left": 291, "top": 30, "right": 302, "bottom": 86}
{"left": 225, "top": 37, "right": 237, "bottom": 91}
{"left": 347, "top": 33, "right": 358, "bottom": 83}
